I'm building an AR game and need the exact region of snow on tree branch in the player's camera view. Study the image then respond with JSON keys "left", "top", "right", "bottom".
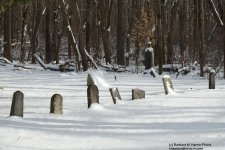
{"left": 209, "top": 0, "right": 223, "bottom": 26}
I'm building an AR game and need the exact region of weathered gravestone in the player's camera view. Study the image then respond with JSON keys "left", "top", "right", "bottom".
{"left": 50, "top": 94, "right": 63, "bottom": 114}
{"left": 209, "top": 70, "right": 215, "bottom": 89}
{"left": 162, "top": 75, "right": 174, "bottom": 95}
{"left": 87, "top": 74, "right": 94, "bottom": 86}
{"left": 109, "top": 87, "right": 121, "bottom": 104}
{"left": 10, "top": 91, "right": 24, "bottom": 117}
{"left": 132, "top": 88, "right": 145, "bottom": 100}
{"left": 87, "top": 84, "right": 99, "bottom": 108}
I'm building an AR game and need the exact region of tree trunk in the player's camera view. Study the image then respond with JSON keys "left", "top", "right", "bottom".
{"left": 68, "top": 15, "right": 72, "bottom": 60}
{"left": 157, "top": 0, "right": 163, "bottom": 75}
{"left": 3, "top": 7, "right": 12, "bottom": 62}
{"left": 92, "top": 0, "right": 99, "bottom": 61}
{"left": 192, "top": 0, "right": 199, "bottom": 63}
{"left": 31, "top": 0, "right": 43, "bottom": 64}
{"left": 99, "top": 0, "right": 112, "bottom": 65}
{"left": 78, "top": 1, "right": 88, "bottom": 71}
{"left": 199, "top": 0, "right": 205, "bottom": 77}
{"left": 86, "top": 0, "right": 91, "bottom": 54}
{"left": 45, "top": 0, "right": 52, "bottom": 64}
{"left": 20, "top": 5, "right": 29, "bottom": 64}
{"left": 167, "top": 2, "right": 177, "bottom": 64}
{"left": 117, "top": 0, "right": 125, "bottom": 66}
{"left": 223, "top": 0, "right": 225, "bottom": 78}
{"left": 179, "top": 1, "right": 186, "bottom": 66}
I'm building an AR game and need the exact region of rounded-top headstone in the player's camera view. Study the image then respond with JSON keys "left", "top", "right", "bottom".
{"left": 209, "top": 70, "right": 215, "bottom": 89}
{"left": 50, "top": 94, "right": 63, "bottom": 114}
{"left": 10, "top": 91, "right": 24, "bottom": 117}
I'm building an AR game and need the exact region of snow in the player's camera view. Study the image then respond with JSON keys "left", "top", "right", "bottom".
{"left": 0, "top": 66, "right": 225, "bottom": 149}
{"left": 163, "top": 74, "right": 170, "bottom": 79}
{"left": 145, "top": 47, "right": 153, "bottom": 52}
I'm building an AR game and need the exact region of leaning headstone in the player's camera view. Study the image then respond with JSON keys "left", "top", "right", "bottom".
{"left": 162, "top": 75, "right": 174, "bottom": 95}
{"left": 209, "top": 70, "right": 215, "bottom": 89}
{"left": 132, "top": 88, "right": 145, "bottom": 100}
{"left": 109, "top": 87, "right": 121, "bottom": 104}
{"left": 87, "top": 84, "right": 99, "bottom": 108}
{"left": 87, "top": 74, "right": 94, "bottom": 86}
{"left": 10, "top": 91, "right": 24, "bottom": 117}
{"left": 50, "top": 94, "right": 63, "bottom": 114}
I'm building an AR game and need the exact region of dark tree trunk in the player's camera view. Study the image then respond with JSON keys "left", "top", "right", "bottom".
{"left": 78, "top": 1, "right": 88, "bottom": 71}
{"left": 52, "top": 0, "right": 59, "bottom": 63}
{"left": 68, "top": 15, "right": 72, "bottom": 59}
{"left": 31, "top": 0, "right": 43, "bottom": 64}
{"left": 45, "top": 0, "right": 52, "bottom": 64}
{"left": 3, "top": 7, "right": 12, "bottom": 62}
{"left": 179, "top": 1, "right": 186, "bottom": 66}
{"left": 192, "top": 0, "right": 199, "bottom": 63}
{"left": 157, "top": 0, "right": 163, "bottom": 75}
{"left": 86, "top": 0, "right": 91, "bottom": 54}
{"left": 167, "top": 2, "right": 177, "bottom": 64}
{"left": 20, "top": 5, "right": 29, "bottom": 64}
{"left": 199, "top": 0, "right": 205, "bottom": 77}
{"left": 92, "top": 0, "right": 99, "bottom": 61}
{"left": 99, "top": 0, "right": 113, "bottom": 65}
{"left": 223, "top": 0, "right": 225, "bottom": 78}
{"left": 117, "top": 0, "right": 125, "bottom": 66}
{"left": 126, "top": 0, "right": 134, "bottom": 67}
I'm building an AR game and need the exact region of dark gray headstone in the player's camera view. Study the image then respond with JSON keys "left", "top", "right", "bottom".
{"left": 50, "top": 94, "right": 63, "bottom": 114}
{"left": 145, "top": 50, "right": 153, "bottom": 70}
{"left": 87, "top": 74, "right": 94, "bottom": 86}
{"left": 109, "top": 87, "right": 121, "bottom": 104}
{"left": 87, "top": 84, "right": 99, "bottom": 108}
{"left": 209, "top": 70, "right": 215, "bottom": 89}
{"left": 132, "top": 88, "right": 145, "bottom": 100}
{"left": 162, "top": 76, "right": 174, "bottom": 95}
{"left": 10, "top": 91, "right": 24, "bottom": 117}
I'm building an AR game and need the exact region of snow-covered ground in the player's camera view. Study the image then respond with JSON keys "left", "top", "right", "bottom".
{"left": 0, "top": 66, "right": 225, "bottom": 150}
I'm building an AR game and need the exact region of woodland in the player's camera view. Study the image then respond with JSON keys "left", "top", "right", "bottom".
{"left": 0, "top": 0, "right": 225, "bottom": 77}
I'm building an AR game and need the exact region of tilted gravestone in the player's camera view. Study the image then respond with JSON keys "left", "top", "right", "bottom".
{"left": 109, "top": 87, "right": 121, "bottom": 104}
{"left": 162, "top": 75, "right": 174, "bottom": 95}
{"left": 87, "top": 84, "right": 99, "bottom": 108}
{"left": 10, "top": 91, "right": 24, "bottom": 117}
{"left": 132, "top": 88, "right": 145, "bottom": 100}
{"left": 50, "top": 94, "right": 63, "bottom": 114}
{"left": 87, "top": 74, "right": 94, "bottom": 86}
{"left": 209, "top": 70, "right": 215, "bottom": 89}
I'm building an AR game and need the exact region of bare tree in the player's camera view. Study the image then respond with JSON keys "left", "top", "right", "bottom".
{"left": 3, "top": 7, "right": 12, "bottom": 61}
{"left": 20, "top": 5, "right": 29, "bottom": 64}
{"left": 199, "top": 0, "right": 205, "bottom": 77}
{"left": 117, "top": 0, "right": 125, "bottom": 66}
{"left": 45, "top": 0, "right": 52, "bottom": 64}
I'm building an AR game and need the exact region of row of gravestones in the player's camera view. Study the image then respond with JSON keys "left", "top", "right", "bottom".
{"left": 9, "top": 71, "right": 216, "bottom": 117}
{"left": 9, "top": 91, "right": 63, "bottom": 117}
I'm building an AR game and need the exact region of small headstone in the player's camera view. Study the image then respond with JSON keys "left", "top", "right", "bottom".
{"left": 209, "top": 70, "right": 215, "bottom": 89}
{"left": 87, "top": 74, "right": 94, "bottom": 86}
{"left": 109, "top": 87, "right": 121, "bottom": 104}
{"left": 162, "top": 75, "right": 174, "bottom": 95}
{"left": 50, "top": 94, "right": 63, "bottom": 114}
{"left": 87, "top": 84, "right": 99, "bottom": 108}
{"left": 132, "top": 88, "right": 145, "bottom": 100}
{"left": 10, "top": 91, "right": 24, "bottom": 117}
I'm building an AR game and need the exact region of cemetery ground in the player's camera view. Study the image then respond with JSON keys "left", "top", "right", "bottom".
{"left": 0, "top": 66, "right": 225, "bottom": 150}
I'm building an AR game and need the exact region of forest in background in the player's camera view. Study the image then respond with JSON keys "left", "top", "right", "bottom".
{"left": 0, "top": 0, "right": 225, "bottom": 77}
